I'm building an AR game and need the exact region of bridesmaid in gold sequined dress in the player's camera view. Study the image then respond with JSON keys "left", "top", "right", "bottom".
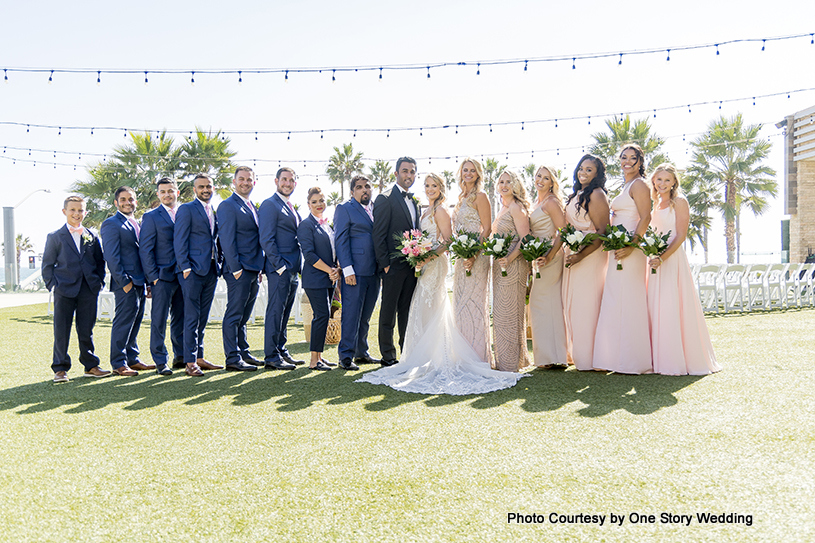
{"left": 452, "top": 158, "right": 494, "bottom": 365}
{"left": 491, "top": 170, "right": 531, "bottom": 372}
{"left": 528, "top": 166, "right": 569, "bottom": 368}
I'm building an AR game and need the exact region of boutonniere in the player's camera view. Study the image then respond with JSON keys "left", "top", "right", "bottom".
{"left": 411, "top": 196, "right": 420, "bottom": 207}
{"left": 254, "top": 202, "right": 261, "bottom": 210}
{"left": 81, "top": 231, "right": 93, "bottom": 244}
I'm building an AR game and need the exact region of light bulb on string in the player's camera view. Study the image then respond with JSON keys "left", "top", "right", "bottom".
{"left": 476, "top": 63, "right": 480, "bottom": 76}
{"left": 97, "top": 71, "right": 101, "bottom": 85}
{"left": 489, "top": 124, "right": 492, "bottom": 133}
{"left": 572, "top": 58, "right": 576, "bottom": 70}
{"left": 287, "top": 132, "right": 291, "bottom": 140}
{"left": 3, "top": 69, "right": 7, "bottom": 83}
{"left": 719, "top": 101, "right": 722, "bottom": 110}
{"left": 653, "top": 110, "right": 657, "bottom": 118}
{"left": 321, "top": 131, "right": 324, "bottom": 139}
{"left": 255, "top": 132, "right": 258, "bottom": 141}
{"left": 379, "top": 67, "right": 383, "bottom": 80}
{"left": 426, "top": 66, "right": 430, "bottom": 79}
{"left": 238, "top": 71, "right": 242, "bottom": 84}
{"left": 285, "top": 70, "right": 289, "bottom": 81}
{"left": 666, "top": 49, "right": 671, "bottom": 61}
{"left": 26, "top": 125, "right": 29, "bottom": 133}
{"left": 524, "top": 60, "right": 528, "bottom": 71}
{"left": 58, "top": 127, "right": 61, "bottom": 136}
{"left": 144, "top": 71, "right": 148, "bottom": 85}
{"left": 618, "top": 53, "right": 623, "bottom": 65}
{"left": 716, "top": 44, "right": 720, "bottom": 55}
{"left": 521, "top": 122, "right": 524, "bottom": 131}
{"left": 762, "top": 40, "right": 766, "bottom": 51}
{"left": 191, "top": 71, "right": 195, "bottom": 85}
{"left": 332, "top": 69, "right": 336, "bottom": 82}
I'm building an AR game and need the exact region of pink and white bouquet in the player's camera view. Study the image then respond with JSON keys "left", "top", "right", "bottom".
{"left": 519, "top": 234, "right": 554, "bottom": 279}
{"left": 448, "top": 229, "right": 482, "bottom": 276}
{"left": 639, "top": 226, "right": 671, "bottom": 274}
{"left": 482, "top": 233, "right": 514, "bottom": 277}
{"left": 600, "top": 224, "right": 637, "bottom": 270}
{"left": 396, "top": 229, "right": 436, "bottom": 277}
{"left": 558, "top": 223, "right": 599, "bottom": 268}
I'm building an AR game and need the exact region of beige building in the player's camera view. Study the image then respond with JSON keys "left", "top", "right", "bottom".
{"left": 780, "top": 105, "right": 815, "bottom": 263}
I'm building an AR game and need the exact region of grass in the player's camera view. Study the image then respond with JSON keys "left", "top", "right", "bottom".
{"left": 0, "top": 303, "right": 813, "bottom": 542}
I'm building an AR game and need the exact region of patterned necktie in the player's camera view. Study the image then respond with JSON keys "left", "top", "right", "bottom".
{"left": 247, "top": 200, "right": 258, "bottom": 225}
{"left": 366, "top": 204, "right": 374, "bottom": 222}
{"left": 205, "top": 204, "right": 214, "bottom": 233}
{"left": 168, "top": 207, "right": 176, "bottom": 223}
{"left": 128, "top": 217, "right": 140, "bottom": 240}
{"left": 286, "top": 201, "right": 299, "bottom": 225}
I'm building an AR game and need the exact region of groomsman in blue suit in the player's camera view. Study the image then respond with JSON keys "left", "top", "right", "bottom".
{"left": 174, "top": 174, "right": 223, "bottom": 377}
{"left": 101, "top": 186, "right": 155, "bottom": 376}
{"left": 258, "top": 167, "right": 303, "bottom": 370}
{"left": 139, "top": 178, "right": 186, "bottom": 375}
{"left": 334, "top": 174, "right": 381, "bottom": 371}
{"left": 42, "top": 195, "right": 110, "bottom": 382}
{"left": 218, "top": 166, "right": 265, "bottom": 372}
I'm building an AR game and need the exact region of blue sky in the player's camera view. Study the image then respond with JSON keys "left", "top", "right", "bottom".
{"left": 2, "top": 0, "right": 814, "bottom": 263}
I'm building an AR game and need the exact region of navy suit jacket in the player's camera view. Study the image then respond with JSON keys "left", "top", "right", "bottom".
{"left": 174, "top": 199, "right": 222, "bottom": 277}
{"left": 334, "top": 199, "right": 377, "bottom": 277}
{"left": 373, "top": 185, "right": 421, "bottom": 272}
{"left": 258, "top": 192, "right": 302, "bottom": 273}
{"left": 101, "top": 211, "right": 145, "bottom": 290}
{"left": 139, "top": 205, "right": 178, "bottom": 283}
{"left": 42, "top": 225, "right": 106, "bottom": 298}
{"left": 297, "top": 215, "right": 336, "bottom": 289}
{"left": 218, "top": 193, "right": 264, "bottom": 274}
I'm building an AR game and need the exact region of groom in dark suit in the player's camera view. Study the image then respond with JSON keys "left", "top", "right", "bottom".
{"left": 373, "top": 156, "right": 420, "bottom": 365}
{"left": 334, "top": 175, "right": 381, "bottom": 370}
{"left": 42, "top": 195, "right": 110, "bottom": 382}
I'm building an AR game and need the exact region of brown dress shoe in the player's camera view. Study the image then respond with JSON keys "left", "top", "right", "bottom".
{"left": 185, "top": 363, "right": 204, "bottom": 377}
{"left": 197, "top": 358, "right": 224, "bottom": 371}
{"left": 83, "top": 366, "right": 112, "bottom": 378}
{"left": 114, "top": 365, "right": 138, "bottom": 377}
{"left": 130, "top": 361, "right": 156, "bottom": 371}
{"left": 53, "top": 371, "right": 69, "bottom": 382}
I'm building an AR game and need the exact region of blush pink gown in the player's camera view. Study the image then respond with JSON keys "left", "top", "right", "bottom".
{"left": 561, "top": 195, "right": 608, "bottom": 371}
{"left": 593, "top": 181, "right": 652, "bottom": 374}
{"left": 647, "top": 204, "right": 721, "bottom": 375}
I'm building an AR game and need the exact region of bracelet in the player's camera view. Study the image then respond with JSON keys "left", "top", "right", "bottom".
{"left": 657, "top": 256, "right": 663, "bottom": 263}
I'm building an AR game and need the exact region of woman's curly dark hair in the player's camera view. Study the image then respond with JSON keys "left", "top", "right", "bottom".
{"left": 566, "top": 154, "right": 607, "bottom": 215}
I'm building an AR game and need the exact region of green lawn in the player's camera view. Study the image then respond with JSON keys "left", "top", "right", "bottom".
{"left": 0, "top": 303, "right": 812, "bottom": 542}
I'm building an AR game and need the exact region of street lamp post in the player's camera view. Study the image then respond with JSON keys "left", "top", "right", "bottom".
{"left": 3, "top": 189, "right": 51, "bottom": 292}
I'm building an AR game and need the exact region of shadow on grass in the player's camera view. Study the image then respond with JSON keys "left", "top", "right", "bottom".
{"left": 0, "top": 360, "right": 705, "bottom": 417}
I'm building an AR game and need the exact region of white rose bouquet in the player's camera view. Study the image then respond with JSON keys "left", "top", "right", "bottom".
{"left": 600, "top": 224, "right": 637, "bottom": 270}
{"left": 518, "top": 234, "right": 554, "bottom": 279}
{"left": 639, "top": 226, "right": 671, "bottom": 274}
{"left": 448, "top": 229, "right": 482, "bottom": 276}
{"left": 482, "top": 233, "right": 514, "bottom": 277}
{"left": 557, "top": 223, "right": 599, "bottom": 268}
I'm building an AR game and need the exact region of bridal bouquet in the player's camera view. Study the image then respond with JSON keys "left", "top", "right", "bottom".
{"left": 448, "top": 229, "right": 482, "bottom": 276}
{"left": 600, "top": 224, "right": 637, "bottom": 270}
{"left": 558, "top": 223, "right": 599, "bottom": 268}
{"left": 639, "top": 226, "right": 671, "bottom": 274}
{"left": 482, "top": 233, "right": 514, "bottom": 277}
{"left": 396, "top": 229, "right": 435, "bottom": 277}
{"left": 518, "top": 234, "right": 554, "bottom": 279}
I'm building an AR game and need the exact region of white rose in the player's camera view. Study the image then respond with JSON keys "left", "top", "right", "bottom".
{"left": 615, "top": 231, "right": 624, "bottom": 239}
{"left": 566, "top": 234, "right": 578, "bottom": 245}
{"left": 644, "top": 236, "right": 654, "bottom": 245}
{"left": 575, "top": 231, "right": 585, "bottom": 243}
{"left": 494, "top": 240, "right": 504, "bottom": 251}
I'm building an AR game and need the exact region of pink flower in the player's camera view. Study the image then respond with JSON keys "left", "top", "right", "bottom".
{"left": 401, "top": 248, "right": 410, "bottom": 255}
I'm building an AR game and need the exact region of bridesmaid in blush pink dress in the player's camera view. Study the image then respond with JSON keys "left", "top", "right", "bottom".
{"left": 561, "top": 155, "right": 610, "bottom": 371}
{"left": 647, "top": 164, "right": 720, "bottom": 375}
{"left": 593, "top": 144, "right": 653, "bottom": 374}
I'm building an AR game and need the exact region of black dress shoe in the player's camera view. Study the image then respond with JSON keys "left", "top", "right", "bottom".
{"left": 155, "top": 365, "right": 173, "bottom": 376}
{"left": 281, "top": 353, "right": 305, "bottom": 366}
{"left": 380, "top": 359, "right": 399, "bottom": 367}
{"left": 225, "top": 361, "right": 258, "bottom": 372}
{"left": 338, "top": 358, "right": 359, "bottom": 371}
{"left": 354, "top": 355, "right": 381, "bottom": 365}
{"left": 172, "top": 357, "right": 186, "bottom": 369}
{"left": 242, "top": 354, "right": 263, "bottom": 366}
{"left": 310, "top": 360, "right": 333, "bottom": 371}
{"left": 265, "top": 360, "right": 296, "bottom": 370}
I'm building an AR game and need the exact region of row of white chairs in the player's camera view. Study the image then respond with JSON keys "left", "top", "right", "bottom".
{"left": 693, "top": 263, "right": 815, "bottom": 313}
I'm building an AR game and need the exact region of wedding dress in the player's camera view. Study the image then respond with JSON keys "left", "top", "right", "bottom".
{"left": 357, "top": 213, "right": 526, "bottom": 395}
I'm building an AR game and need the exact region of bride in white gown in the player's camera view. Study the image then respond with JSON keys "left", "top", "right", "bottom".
{"left": 358, "top": 173, "right": 526, "bottom": 395}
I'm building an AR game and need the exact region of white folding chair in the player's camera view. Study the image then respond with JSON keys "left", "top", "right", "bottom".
{"left": 208, "top": 278, "right": 228, "bottom": 321}
{"left": 722, "top": 264, "right": 747, "bottom": 312}
{"left": 765, "top": 264, "right": 788, "bottom": 310}
{"left": 784, "top": 263, "right": 805, "bottom": 308}
{"left": 696, "top": 264, "right": 723, "bottom": 313}
{"left": 744, "top": 264, "right": 767, "bottom": 311}
{"left": 97, "top": 291, "right": 116, "bottom": 320}
{"left": 802, "top": 264, "right": 815, "bottom": 307}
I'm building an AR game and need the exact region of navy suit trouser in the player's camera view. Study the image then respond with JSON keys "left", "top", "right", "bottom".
{"left": 304, "top": 287, "right": 333, "bottom": 353}
{"left": 223, "top": 270, "right": 259, "bottom": 364}
{"left": 179, "top": 262, "right": 218, "bottom": 365}
{"left": 149, "top": 277, "right": 184, "bottom": 365}
{"left": 110, "top": 284, "right": 146, "bottom": 369}
{"left": 264, "top": 268, "right": 298, "bottom": 363}
{"left": 339, "top": 275, "right": 380, "bottom": 362}
{"left": 52, "top": 278, "right": 101, "bottom": 373}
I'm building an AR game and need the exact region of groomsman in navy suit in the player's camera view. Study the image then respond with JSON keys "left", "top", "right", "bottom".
{"left": 258, "top": 167, "right": 303, "bottom": 370}
{"left": 373, "top": 157, "right": 420, "bottom": 366}
{"left": 101, "top": 186, "right": 155, "bottom": 376}
{"left": 218, "top": 166, "right": 265, "bottom": 372}
{"left": 334, "top": 174, "right": 381, "bottom": 371}
{"left": 139, "top": 178, "right": 186, "bottom": 375}
{"left": 42, "top": 195, "right": 110, "bottom": 382}
{"left": 174, "top": 174, "right": 223, "bottom": 377}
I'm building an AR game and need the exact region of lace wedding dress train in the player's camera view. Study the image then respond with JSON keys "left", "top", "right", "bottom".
{"left": 357, "top": 215, "right": 525, "bottom": 395}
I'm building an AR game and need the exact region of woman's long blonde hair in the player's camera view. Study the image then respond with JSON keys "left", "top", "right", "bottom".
{"left": 535, "top": 165, "right": 563, "bottom": 209}
{"left": 454, "top": 157, "right": 484, "bottom": 212}
{"left": 424, "top": 173, "right": 447, "bottom": 220}
{"left": 498, "top": 169, "right": 530, "bottom": 214}
{"left": 649, "top": 163, "right": 681, "bottom": 208}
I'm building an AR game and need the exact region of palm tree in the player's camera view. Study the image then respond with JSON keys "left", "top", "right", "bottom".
{"left": 441, "top": 170, "right": 456, "bottom": 192}
{"left": 327, "top": 192, "right": 342, "bottom": 207}
{"left": 520, "top": 163, "right": 537, "bottom": 200}
{"left": 685, "top": 113, "right": 777, "bottom": 263}
{"left": 680, "top": 172, "right": 718, "bottom": 262}
{"left": 1, "top": 234, "right": 33, "bottom": 286}
{"left": 368, "top": 159, "right": 393, "bottom": 194}
{"left": 482, "top": 158, "right": 506, "bottom": 217}
{"left": 588, "top": 115, "right": 670, "bottom": 196}
{"left": 71, "top": 129, "right": 235, "bottom": 227}
{"left": 326, "top": 143, "right": 364, "bottom": 201}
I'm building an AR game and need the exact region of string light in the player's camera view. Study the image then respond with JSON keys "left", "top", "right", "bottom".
{"left": 190, "top": 71, "right": 195, "bottom": 85}
{"left": 716, "top": 44, "right": 720, "bottom": 55}
{"left": 144, "top": 71, "right": 148, "bottom": 85}
{"left": 618, "top": 53, "right": 623, "bottom": 65}
{"left": 238, "top": 71, "right": 242, "bottom": 84}
{"left": 48, "top": 70, "right": 53, "bottom": 83}
{"left": 97, "top": 71, "right": 101, "bottom": 85}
